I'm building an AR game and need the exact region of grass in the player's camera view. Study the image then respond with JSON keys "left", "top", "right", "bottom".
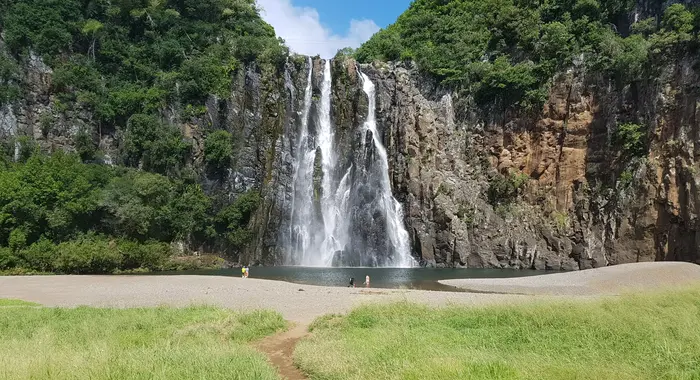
{"left": 0, "top": 304, "right": 287, "bottom": 379}
{"left": 0, "top": 299, "right": 40, "bottom": 307}
{"left": 295, "top": 288, "right": 700, "bottom": 380}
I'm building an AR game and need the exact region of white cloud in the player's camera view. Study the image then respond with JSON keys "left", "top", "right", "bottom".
{"left": 256, "top": 0, "right": 380, "bottom": 58}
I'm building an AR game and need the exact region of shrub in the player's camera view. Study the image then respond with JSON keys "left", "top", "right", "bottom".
{"left": 118, "top": 239, "right": 171, "bottom": 270}
{"left": 456, "top": 204, "right": 476, "bottom": 227}
{"left": 0, "top": 247, "right": 22, "bottom": 270}
{"left": 488, "top": 172, "right": 529, "bottom": 206}
{"left": 162, "top": 254, "right": 225, "bottom": 271}
{"left": 215, "top": 191, "right": 261, "bottom": 248}
{"left": 74, "top": 127, "right": 98, "bottom": 162}
{"left": 552, "top": 211, "right": 569, "bottom": 233}
{"left": 204, "top": 130, "right": 233, "bottom": 175}
{"left": 53, "top": 236, "right": 122, "bottom": 274}
{"left": 618, "top": 170, "right": 634, "bottom": 187}
{"left": 615, "top": 123, "right": 647, "bottom": 158}
{"left": 8, "top": 228, "right": 27, "bottom": 252}
{"left": 18, "top": 238, "right": 56, "bottom": 272}
{"left": 120, "top": 114, "right": 190, "bottom": 175}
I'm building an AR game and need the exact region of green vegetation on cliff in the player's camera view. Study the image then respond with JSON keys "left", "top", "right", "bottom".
{"left": 1, "top": 0, "right": 286, "bottom": 122}
{"left": 357, "top": 0, "right": 699, "bottom": 112}
{"left": 0, "top": 303, "right": 285, "bottom": 379}
{"left": 0, "top": 0, "right": 281, "bottom": 270}
{"left": 296, "top": 287, "right": 700, "bottom": 380}
{"left": 0, "top": 152, "right": 259, "bottom": 274}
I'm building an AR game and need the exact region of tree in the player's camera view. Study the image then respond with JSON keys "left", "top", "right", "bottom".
{"left": 615, "top": 123, "right": 647, "bottom": 158}
{"left": 81, "top": 19, "right": 103, "bottom": 61}
{"left": 121, "top": 114, "right": 190, "bottom": 176}
{"left": 0, "top": 152, "right": 110, "bottom": 247}
{"left": 662, "top": 4, "right": 694, "bottom": 34}
{"left": 334, "top": 47, "right": 356, "bottom": 59}
{"left": 215, "top": 191, "right": 261, "bottom": 248}
{"left": 204, "top": 130, "right": 233, "bottom": 175}
{"left": 101, "top": 170, "right": 175, "bottom": 240}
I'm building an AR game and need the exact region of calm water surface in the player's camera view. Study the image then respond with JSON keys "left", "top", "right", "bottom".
{"left": 149, "top": 267, "right": 548, "bottom": 291}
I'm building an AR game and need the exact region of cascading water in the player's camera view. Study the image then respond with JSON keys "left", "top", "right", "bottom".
{"left": 355, "top": 72, "right": 413, "bottom": 268}
{"left": 286, "top": 59, "right": 413, "bottom": 268}
{"left": 288, "top": 57, "right": 317, "bottom": 265}
{"left": 316, "top": 61, "right": 352, "bottom": 267}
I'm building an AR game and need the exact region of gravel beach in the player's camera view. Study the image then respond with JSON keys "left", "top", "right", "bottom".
{"left": 440, "top": 262, "right": 700, "bottom": 295}
{"left": 0, "top": 275, "right": 541, "bottom": 323}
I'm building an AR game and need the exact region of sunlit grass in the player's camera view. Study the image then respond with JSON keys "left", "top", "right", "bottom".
{"left": 0, "top": 305, "right": 287, "bottom": 379}
{"left": 295, "top": 287, "right": 700, "bottom": 380}
{"left": 0, "top": 299, "right": 40, "bottom": 307}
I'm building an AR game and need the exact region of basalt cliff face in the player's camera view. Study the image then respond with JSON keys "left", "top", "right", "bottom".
{"left": 2, "top": 49, "right": 699, "bottom": 269}
{"left": 362, "top": 58, "right": 699, "bottom": 270}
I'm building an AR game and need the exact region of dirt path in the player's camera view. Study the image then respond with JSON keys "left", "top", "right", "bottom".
{"left": 254, "top": 323, "right": 309, "bottom": 380}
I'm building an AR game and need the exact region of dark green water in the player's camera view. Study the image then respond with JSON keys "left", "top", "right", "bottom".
{"left": 149, "top": 267, "right": 548, "bottom": 291}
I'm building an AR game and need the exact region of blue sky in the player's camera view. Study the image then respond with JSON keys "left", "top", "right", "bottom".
{"left": 292, "top": 0, "right": 410, "bottom": 33}
{"left": 256, "top": 0, "right": 411, "bottom": 58}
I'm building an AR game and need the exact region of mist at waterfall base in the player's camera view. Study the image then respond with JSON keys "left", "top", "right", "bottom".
{"left": 285, "top": 59, "right": 413, "bottom": 268}
{"left": 143, "top": 267, "right": 546, "bottom": 291}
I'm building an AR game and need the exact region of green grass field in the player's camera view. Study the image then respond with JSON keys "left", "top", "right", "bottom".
{"left": 295, "top": 288, "right": 700, "bottom": 380}
{"left": 0, "top": 299, "right": 40, "bottom": 307}
{"left": 0, "top": 301, "right": 286, "bottom": 379}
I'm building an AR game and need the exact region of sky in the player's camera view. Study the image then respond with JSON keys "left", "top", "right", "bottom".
{"left": 256, "top": 0, "right": 411, "bottom": 58}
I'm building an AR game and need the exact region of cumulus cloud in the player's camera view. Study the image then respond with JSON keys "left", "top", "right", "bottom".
{"left": 256, "top": 0, "right": 380, "bottom": 58}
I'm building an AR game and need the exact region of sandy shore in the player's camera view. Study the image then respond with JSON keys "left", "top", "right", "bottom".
{"left": 0, "top": 275, "right": 545, "bottom": 323}
{"left": 2, "top": 262, "right": 698, "bottom": 323}
{"left": 440, "top": 262, "right": 700, "bottom": 295}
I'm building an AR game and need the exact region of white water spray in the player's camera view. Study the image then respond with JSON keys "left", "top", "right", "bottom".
{"left": 315, "top": 60, "right": 352, "bottom": 266}
{"left": 359, "top": 72, "right": 414, "bottom": 268}
{"left": 286, "top": 59, "right": 414, "bottom": 267}
{"left": 288, "top": 57, "right": 316, "bottom": 265}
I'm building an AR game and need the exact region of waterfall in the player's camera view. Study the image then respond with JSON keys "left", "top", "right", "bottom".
{"left": 358, "top": 72, "right": 413, "bottom": 268}
{"left": 288, "top": 57, "right": 316, "bottom": 265}
{"left": 316, "top": 61, "right": 353, "bottom": 267}
{"left": 285, "top": 59, "right": 414, "bottom": 268}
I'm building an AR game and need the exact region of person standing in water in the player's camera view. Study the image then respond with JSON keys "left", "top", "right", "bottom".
{"left": 363, "top": 275, "right": 370, "bottom": 288}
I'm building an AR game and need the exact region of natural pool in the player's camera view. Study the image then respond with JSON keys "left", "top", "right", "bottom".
{"left": 147, "top": 266, "right": 548, "bottom": 291}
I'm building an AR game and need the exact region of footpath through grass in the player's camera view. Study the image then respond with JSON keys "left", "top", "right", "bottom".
{"left": 295, "top": 288, "right": 700, "bottom": 380}
{"left": 0, "top": 301, "right": 286, "bottom": 379}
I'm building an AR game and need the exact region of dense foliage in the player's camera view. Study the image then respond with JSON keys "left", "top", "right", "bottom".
{"left": 1, "top": 0, "right": 286, "bottom": 125}
{"left": 357, "top": 0, "right": 700, "bottom": 112}
{"left": 0, "top": 152, "right": 260, "bottom": 274}
{"left": 0, "top": 0, "right": 281, "bottom": 272}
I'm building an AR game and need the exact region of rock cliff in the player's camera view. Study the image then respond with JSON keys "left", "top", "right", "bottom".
{"left": 358, "top": 56, "right": 699, "bottom": 270}
{"left": 2, "top": 43, "right": 698, "bottom": 269}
